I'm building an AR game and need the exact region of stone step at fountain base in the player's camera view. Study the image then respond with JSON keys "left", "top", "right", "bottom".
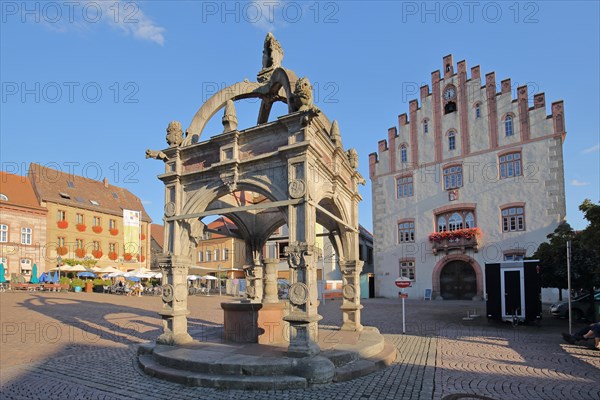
{"left": 137, "top": 326, "right": 397, "bottom": 389}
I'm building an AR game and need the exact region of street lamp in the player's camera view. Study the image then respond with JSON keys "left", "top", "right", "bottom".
{"left": 218, "top": 263, "right": 222, "bottom": 296}
{"left": 57, "top": 256, "right": 62, "bottom": 280}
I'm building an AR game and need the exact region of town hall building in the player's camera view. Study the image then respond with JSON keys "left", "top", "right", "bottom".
{"left": 369, "top": 55, "right": 567, "bottom": 300}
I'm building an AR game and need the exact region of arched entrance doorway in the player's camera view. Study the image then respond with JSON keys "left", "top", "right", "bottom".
{"left": 439, "top": 260, "right": 477, "bottom": 300}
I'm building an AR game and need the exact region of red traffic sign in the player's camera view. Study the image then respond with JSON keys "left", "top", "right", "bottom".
{"left": 395, "top": 277, "right": 412, "bottom": 288}
{"left": 400, "top": 293, "right": 409, "bottom": 299}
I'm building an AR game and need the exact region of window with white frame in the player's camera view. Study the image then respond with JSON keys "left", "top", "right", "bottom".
{"left": 198, "top": 251, "right": 204, "bottom": 262}
{"left": 443, "top": 165, "right": 462, "bottom": 190}
{"left": 499, "top": 152, "right": 522, "bottom": 179}
{"left": 502, "top": 206, "right": 525, "bottom": 232}
{"left": 436, "top": 210, "right": 476, "bottom": 232}
{"left": 448, "top": 132, "right": 456, "bottom": 150}
{"left": 214, "top": 249, "right": 219, "bottom": 261}
{"left": 0, "top": 224, "right": 8, "bottom": 242}
{"left": 504, "top": 115, "right": 514, "bottom": 136}
{"left": 21, "top": 227, "right": 32, "bottom": 245}
{"left": 206, "top": 250, "right": 212, "bottom": 262}
{"left": 57, "top": 210, "right": 66, "bottom": 221}
{"left": 504, "top": 252, "right": 525, "bottom": 261}
{"left": 399, "top": 260, "right": 415, "bottom": 281}
{"left": 20, "top": 258, "right": 32, "bottom": 275}
{"left": 397, "top": 220, "right": 415, "bottom": 243}
{"left": 223, "top": 248, "right": 229, "bottom": 261}
{"left": 396, "top": 175, "right": 413, "bottom": 198}
{"left": 400, "top": 145, "right": 408, "bottom": 163}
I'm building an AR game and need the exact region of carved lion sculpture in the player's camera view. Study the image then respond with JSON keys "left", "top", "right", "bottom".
{"left": 292, "top": 77, "right": 317, "bottom": 112}
{"left": 165, "top": 120, "right": 183, "bottom": 147}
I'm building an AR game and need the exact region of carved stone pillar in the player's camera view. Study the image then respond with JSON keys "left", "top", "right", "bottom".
{"left": 283, "top": 243, "right": 321, "bottom": 357}
{"left": 263, "top": 258, "right": 279, "bottom": 304}
{"left": 156, "top": 254, "right": 193, "bottom": 345}
{"left": 339, "top": 260, "right": 364, "bottom": 331}
{"left": 244, "top": 257, "right": 263, "bottom": 303}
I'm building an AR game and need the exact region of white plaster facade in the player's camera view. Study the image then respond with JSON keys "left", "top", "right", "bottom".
{"left": 369, "top": 55, "right": 566, "bottom": 300}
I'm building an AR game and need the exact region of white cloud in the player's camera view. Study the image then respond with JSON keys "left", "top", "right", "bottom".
{"left": 35, "top": 1, "right": 165, "bottom": 45}
{"left": 105, "top": 1, "right": 165, "bottom": 45}
{"left": 581, "top": 143, "right": 599, "bottom": 154}
{"left": 571, "top": 179, "right": 590, "bottom": 187}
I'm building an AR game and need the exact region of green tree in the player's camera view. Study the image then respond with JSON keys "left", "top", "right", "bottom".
{"left": 534, "top": 200, "right": 600, "bottom": 315}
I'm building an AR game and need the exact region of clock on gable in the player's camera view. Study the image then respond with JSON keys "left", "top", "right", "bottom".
{"left": 443, "top": 87, "right": 456, "bottom": 101}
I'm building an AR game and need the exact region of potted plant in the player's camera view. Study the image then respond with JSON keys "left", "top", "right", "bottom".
{"left": 109, "top": 228, "right": 119, "bottom": 236}
{"left": 70, "top": 278, "right": 84, "bottom": 292}
{"left": 57, "top": 246, "right": 68, "bottom": 256}
{"left": 75, "top": 248, "right": 86, "bottom": 258}
{"left": 57, "top": 220, "right": 68, "bottom": 229}
{"left": 124, "top": 253, "right": 133, "bottom": 261}
{"left": 76, "top": 224, "right": 87, "bottom": 232}
{"left": 92, "top": 250, "right": 103, "bottom": 259}
{"left": 108, "top": 252, "right": 118, "bottom": 261}
{"left": 92, "top": 226, "right": 103, "bottom": 234}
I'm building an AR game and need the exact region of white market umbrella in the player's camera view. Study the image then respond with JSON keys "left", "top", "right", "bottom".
{"left": 187, "top": 275, "right": 199, "bottom": 280}
{"left": 108, "top": 271, "right": 125, "bottom": 278}
{"left": 153, "top": 272, "right": 163, "bottom": 279}
{"left": 69, "top": 264, "right": 88, "bottom": 272}
{"left": 202, "top": 275, "right": 218, "bottom": 280}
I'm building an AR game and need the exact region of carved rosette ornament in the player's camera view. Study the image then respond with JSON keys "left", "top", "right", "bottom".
{"left": 164, "top": 202, "right": 176, "bottom": 218}
{"left": 162, "top": 284, "right": 174, "bottom": 302}
{"left": 288, "top": 179, "right": 306, "bottom": 199}
{"left": 289, "top": 282, "right": 309, "bottom": 305}
{"left": 342, "top": 284, "right": 356, "bottom": 300}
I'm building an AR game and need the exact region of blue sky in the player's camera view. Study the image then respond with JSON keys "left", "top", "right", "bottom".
{"left": 1, "top": 1, "right": 598, "bottom": 232}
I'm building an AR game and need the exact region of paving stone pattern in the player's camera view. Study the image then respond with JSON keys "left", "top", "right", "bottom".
{"left": 1, "top": 293, "right": 598, "bottom": 400}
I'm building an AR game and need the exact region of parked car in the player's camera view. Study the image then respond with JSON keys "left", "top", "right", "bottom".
{"left": 549, "top": 290, "right": 600, "bottom": 320}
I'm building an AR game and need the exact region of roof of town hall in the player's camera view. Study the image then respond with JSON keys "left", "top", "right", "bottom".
{"left": 27, "top": 163, "right": 151, "bottom": 222}
{"left": 0, "top": 172, "right": 47, "bottom": 212}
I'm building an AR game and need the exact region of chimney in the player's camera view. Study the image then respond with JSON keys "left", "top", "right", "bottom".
{"left": 103, "top": 177, "right": 109, "bottom": 188}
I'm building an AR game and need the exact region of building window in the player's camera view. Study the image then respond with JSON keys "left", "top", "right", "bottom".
{"left": 396, "top": 175, "right": 413, "bottom": 198}
{"left": 397, "top": 220, "right": 415, "bottom": 243}
{"left": 93, "top": 241, "right": 100, "bottom": 251}
{"left": 504, "top": 115, "right": 514, "bottom": 136}
{"left": 109, "top": 243, "right": 116, "bottom": 253}
{"left": 502, "top": 206, "right": 525, "bottom": 232}
{"left": 499, "top": 152, "right": 522, "bottom": 179}
{"left": 206, "top": 250, "right": 212, "bottom": 262}
{"left": 109, "top": 219, "right": 116, "bottom": 229}
{"left": 0, "top": 224, "right": 8, "bottom": 242}
{"left": 423, "top": 119, "right": 429, "bottom": 133}
{"left": 93, "top": 216, "right": 101, "bottom": 226}
{"left": 76, "top": 213, "right": 84, "bottom": 224}
{"left": 436, "top": 210, "right": 476, "bottom": 232}
{"left": 399, "top": 260, "right": 415, "bottom": 281}
{"left": 21, "top": 227, "right": 32, "bottom": 245}
{"left": 20, "top": 258, "right": 32, "bottom": 275}
{"left": 57, "top": 237, "right": 66, "bottom": 247}
{"left": 223, "top": 248, "right": 229, "bottom": 261}
{"left": 504, "top": 252, "right": 525, "bottom": 261}
{"left": 76, "top": 239, "right": 83, "bottom": 249}
{"left": 475, "top": 104, "right": 481, "bottom": 118}
{"left": 448, "top": 132, "right": 456, "bottom": 151}
{"left": 443, "top": 165, "right": 462, "bottom": 190}
{"left": 367, "top": 247, "right": 373, "bottom": 264}
{"left": 198, "top": 251, "right": 204, "bottom": 262}
{"left": 57, "top": 210, "right": 66, "bottom": 221}
{"left": 400, "top": 145, "right": 408, "bottom": 163}
{"left": 214, "top": 249, "right": 220, "bottom": 261}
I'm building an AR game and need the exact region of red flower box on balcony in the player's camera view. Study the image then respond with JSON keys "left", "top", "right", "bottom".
{"left": 138, "top": 255, "right": 146, "bottom": 262}
{"left": 75, "top": 248, "right": 86, "bottom": 258}
{"left": 429, "top": 228, "right": 482, "bottom": 255}
{"left": 92, "top": 226, "right": 103, "bottom": 234}
{"left": 124, "top": 253, "right": 133, "bottom": 261}
{"left": 76, "top": 224, "right": 86, "bottom": 232}
{"left": 57, "top": 220, "right": 68, "bottom": 229}
{"left": 109, "top": 228, "right": 119, "bottom": 236}
{"left": 108, "top": 252, "right": 118, "bottom": 261}
{"left": 57, "top": 246, "right": 68, "bottom": 256}
{"left": 92, "top": 250, "right": 103, "bottom": 259}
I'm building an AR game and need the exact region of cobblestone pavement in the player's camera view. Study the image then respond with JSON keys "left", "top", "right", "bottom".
{"left": 1, "top": 293, "right": 598, "bottom": 399}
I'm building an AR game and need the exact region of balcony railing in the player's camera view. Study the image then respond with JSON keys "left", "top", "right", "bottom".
{"left": 429, "top": 228, "right": 481, "bottom": 255}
